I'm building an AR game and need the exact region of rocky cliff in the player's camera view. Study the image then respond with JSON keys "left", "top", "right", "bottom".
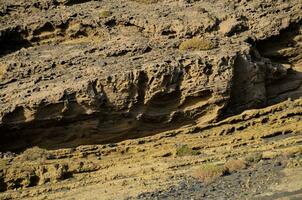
{"left": 0, "top": 0, "right": 301, "bottom": 151}
{"left": 0, "top": 0, "right": 302, "bottom": 199}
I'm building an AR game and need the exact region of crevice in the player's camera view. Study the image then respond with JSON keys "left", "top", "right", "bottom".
{"left": 63, "top": 0, "right": 93, "bottom": 6}
{"left": 256, "top": 21, "right": 302, "bottom": 66}
{"left": 0, "top": 27, "right": 31, "bottom": 57}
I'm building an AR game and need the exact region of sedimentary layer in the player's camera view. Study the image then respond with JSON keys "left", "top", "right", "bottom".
{"left": 0, "top": 0, "right": 301, "bottom": 151}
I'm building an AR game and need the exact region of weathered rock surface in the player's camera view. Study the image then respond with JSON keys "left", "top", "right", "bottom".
{"left": 0, "top": 0, "right": 301, "bottom": 151}
{"left": 0, "top": 96, "right": 301, "bottom": 199}
{"left": 0, "top": 1, "right": 302, "bottom": 198}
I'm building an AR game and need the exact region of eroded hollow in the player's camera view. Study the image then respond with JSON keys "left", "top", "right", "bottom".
{"left": 0, "top": 27, "right": 31, "bottom": 56}
{"left": 223, "top": 21, "right": 302, "bottom": 117}
{"left": 0, "top": 90, "right": 195, "bottom": 152}
{"left": 257, "top": 21, "right": 302, "bottom": 104}
{"left": 257, "top": 21, "right": 302, "bottom": 69}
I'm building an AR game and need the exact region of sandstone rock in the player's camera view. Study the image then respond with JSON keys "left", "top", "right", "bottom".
{"left": 219, "top": 17, "right": 246, "bottom": 36}
{"left": 0, "top": 0, "right": 301, "bottom": 152}
{"left": 0, "top": 1, "right": 302, "bottom": 199}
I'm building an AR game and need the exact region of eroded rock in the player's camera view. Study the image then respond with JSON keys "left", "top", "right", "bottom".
{"left": 0, "top": 0, "right": 301, "bottom": 152}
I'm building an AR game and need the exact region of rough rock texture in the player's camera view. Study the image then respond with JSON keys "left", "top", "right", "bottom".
{"left": 0, "top": 97, "right": 302, "bottom": 199}
{"left": 0, "top": 0, "right": 301, "bottom": 151}
{"left": 0, "top": 0, "right": 302, "bottom": 199}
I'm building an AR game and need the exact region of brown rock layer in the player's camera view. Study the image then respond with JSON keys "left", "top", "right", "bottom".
{"left": 0, "top": 0, "right": 301, "bottom": 151}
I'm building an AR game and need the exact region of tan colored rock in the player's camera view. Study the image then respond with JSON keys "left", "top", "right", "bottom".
{"left": 0, "top": 0, "right": 301, "bottom": 151}
{"left": 219, "top": 17, "right": 246, "bottom": 36}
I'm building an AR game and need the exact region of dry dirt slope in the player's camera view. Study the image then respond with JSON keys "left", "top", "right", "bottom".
{"left": 0, "top": 0, "right": 302, "bottom": 199}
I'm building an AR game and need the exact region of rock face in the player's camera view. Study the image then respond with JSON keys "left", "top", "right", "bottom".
{"left": 0, "top": 0, "right": 301, "bottom": 151}
{"left": 0, "top": 1, "right": 302, "bottom": 199}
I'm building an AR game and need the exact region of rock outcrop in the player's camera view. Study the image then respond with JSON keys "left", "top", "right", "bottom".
{"left": 0, "top": 0, "right": 301, "bottom": 151}
{"left": 0, "top": 0, "right": 302, "bottom": 199}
